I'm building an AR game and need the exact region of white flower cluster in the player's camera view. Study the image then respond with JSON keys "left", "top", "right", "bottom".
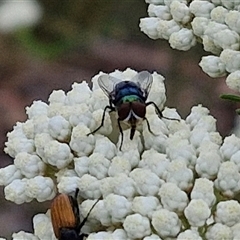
{"left": 1, "top": 68, "right": 240, "bottom": 239}
{"left": 140, "top": 0, "right": 240, "bottom": 89}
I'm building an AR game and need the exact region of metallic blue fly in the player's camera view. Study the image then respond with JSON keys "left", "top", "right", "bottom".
{"left": 88, "top": 71, "right": 177, "bottom": 150}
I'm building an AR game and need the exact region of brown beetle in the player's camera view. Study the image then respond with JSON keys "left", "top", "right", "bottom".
{"left": 51, "top": 189, "right": 99, "bottom": 240}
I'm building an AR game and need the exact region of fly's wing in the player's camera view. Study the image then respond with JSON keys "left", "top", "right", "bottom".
{"left": 98, "top": 74, "right": 122, "bottom": 98}
{"left": 131, "top": 71, "right": 153, "bottom": 99}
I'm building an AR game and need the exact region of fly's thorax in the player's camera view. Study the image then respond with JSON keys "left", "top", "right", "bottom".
{"left": 113, "top": 81, "right": 146, "bottom": 104}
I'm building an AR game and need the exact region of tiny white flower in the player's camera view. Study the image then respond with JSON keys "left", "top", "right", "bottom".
{"left": 4, "top": 179, "right": 31, "bottom": 204}
{"left": 177, "top": 229, "right": 202, "bottom": 240}
{"left": 105, "top": 194, "right": 132, "bottom": 224}
{"left": 26, "top": 176, "right": 56, "bottom": 202}
{"left": 12, "top": 231, "right": 39, "bottom": 240}
{"left": 0, "top": 165, "right": 22, "bottom": 186}
{"left": 191, "top": 178, "right": 216, "bottom": 207}
{"left": 169, "top": 28, "right": 196, "bottom": 51}
{"left": 108, "top": 156, "right": 132, "bottom": 177}
{"left": 139, "top": 17, "right": 161, "bottom": 40}
{"left": 184, "top": 199, "right": 211, "bottom": 227}
{"left": 123, "top": 213, "right": 151, "bottom": 239}
{"left": 206, "top": 223, "right": 233, "bottom": 240}
{"left": 220, "top": 134, "right": 240, "bottom": 160}
{"left": 226, "top": 70, "right": 240, "bottom": 91}
{"left": 69, "top": 124, "right": 95, "bottom": 157}
{"left": 215, "top": 200, "right": 240, "bottom": 227}
{"left": 225, "top": 10, "right": 240, "bottom": 34}
{"left": 148, "top": 4, "right": 171, "bottom": 20}
{"left": 158, "top": 182, "right": 189, "bottom": 212}
{"left": 78, "top": 174, "right": 101, "bottom": 199}
{"left": 88, "top": 153, "right": 110, "bottom": 179}
{"left": 220, "top": 49, "right": 240, "bottom": 73}
{"left": 74, "top": 156, "right": 89, "bottom": 177}
{"left": 112, "top": 173, "right": 136, "bottom": 199}
{"left": 33, "top": 213, "right": 56, "bottom": 240}
{"left": 152, "top": 209, "right": 181, "bottom": 238}
{"left": 170, "top": 1, "right": 191, "bottom": 24}
{"left": 66, "top": 82, "right": 92, "bottom": 105}
{"left": 195, "top": 150, "right": 221, "bottom": 179}
{"left": 214, "top": 161, "right": 240, "bottom": 197}
{"left": 130, "top": 168, "right": 164, "bottom": 196}
{"left": 189, "top": 1, "right": 215, "bottom": 18}
{"left": 199, "top": 56, "right": 226, "bottom": 78}
{"left": 210, "top": 6, "right": 228, "bottom": 23}
{"left": 157, "top": 19, "right": 181, "bottom": 40}
{"left": 132, "top": 196, "right": 161, "bottom": 218}
{"left": 14, "top": 152, "right": 45, "bottom": 178}
{"left": 191, "top": 17, "right": 210, "bottom": 37}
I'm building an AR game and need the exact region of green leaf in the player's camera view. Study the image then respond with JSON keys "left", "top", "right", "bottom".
{"left": 220, "top": 94, "right": 240, "bottom": 102}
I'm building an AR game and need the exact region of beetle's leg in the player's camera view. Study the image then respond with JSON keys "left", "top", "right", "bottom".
{"left": 87, "top": 105, "right": 115, "bottom": 136}
{"left": 77, "top": 199, "right": 100, "bottom": 232}
{"left": 146, "top": 101, "right": 179, "bottom": 121}
{"left": 117, "top": 118, "right": 124, "bottom": 151}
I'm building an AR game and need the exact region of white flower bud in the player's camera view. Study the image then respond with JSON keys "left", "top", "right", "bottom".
{"left": 48, "top": 115, "right": 71, "bottom": 141}
{"left": 215, "top": 200, "right": 240, "bottom": 227}
{"left": 132, "top": 196, "right": 160, "bottom": 218}
{"left": 189, "top": 1, "right": 215, "bottom": 18}
{"left": 70, "top": 124, "right": 95, "bottom": 157}
{"left": 169, "top": 28, "right": 196, "bottom": 51}
{"left": 191, "top": 17, "right": 210, "bottom": 37}
{"left": 105, "top": 194, "right": 132, "bottom": 224}
{"left": 152, "top": 209, "right": 181, "bottom": 238}
{"left": 170, "top": 1, "right": 191, "bottom": 24}
{"left": 225, "top": 10, "right": 240, "bottom": 34}
{"left": 108, "top": 156, "right": 132, "bottom": 177}
{"left": 113, "top": 173, "right": 136, "bottom": 198}
{"left": 33, "top": 213, "right": 56, "bottom": 240}
{"left": 130, "top": 168, "right": 164, "bottom": 196}
{"left": 214, "top": 161, "right": 240, "bottom": 197}
{"left": 199, "top": 56, "right": 226, "bottom": 78}
{"left": 184, "top": 199, "right": 211, "bottom": 227}
{"left": 220, "top": 49, "right": 240, "bottom": 73}
{"left": 4, "top": 179, "right": 31, "bottom": 204}
{"left": 26, "top": 176, "right": 56, "bottom": 202}
{"left": 12, "top": 231, "right": 39, "bottom": 240}
{"left": 210, "top": 6, "right": 228, "bottom": 23}
{"left": 139, "top": 17, "right": 161, "bottom": 40}
{"left": 191, "top": 178, "right": 216, "bottom": 207}
{"left": 148, "top": 4, "right": 171, "bottom": 20}
{"left": 158, "top": 182, "right": 189, "bottom": 212}
{"left": 226, "top": 70, "right": 240, "bottom": 91}
{"left": 14, "top": 152, "right": 45, "bottom": 178}
{"left": 123, "top": 213, "right": 151, "bottom": 239}
{"left": 26, "top": 101, "right": 48, "bottom": 119}
{"left": 157, "top": 19, "right": 181, "bottom": 40}
{"left": 177, "top": 229, "right": 202, "bottom": 240}
{"left": 206, "top": 223, "right": 233, "bottom": 240}
{"left": 66, "top": 82, "right": 92, "bottom": 105}
{"left": 88, "top": 153, "right": 110, "bottom": 179}
{"left": 0, "top": 165, "right": 22, "bottom": 186}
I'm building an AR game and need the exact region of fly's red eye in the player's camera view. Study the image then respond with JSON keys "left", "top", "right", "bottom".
{"left": 117, "top": 103, "right": 131, "bottom": 121}
{"left": 131, "top": 102, "right": 146, "bottom": 118}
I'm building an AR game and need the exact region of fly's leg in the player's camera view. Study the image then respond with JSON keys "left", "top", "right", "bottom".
{"left": 144, "top": 117, "right": 158, "bottom": 136}
{"left": 87, "top": 105, "right": 114, "bottom": 136}
{"left": 117, "top": 118, "right": 124, "bottom": 151}
{"left": 146, "top": 101, "right": 179, "bottom": 121}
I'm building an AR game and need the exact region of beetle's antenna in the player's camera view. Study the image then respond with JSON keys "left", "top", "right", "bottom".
{"left": 78, "top": 199, "right": 100, "bottom": 231}
{"left": 146, "top": 102, "right": 180, "bottom": 121}
{"left": 87, "top": 105, "right": 115, "bottom": 136}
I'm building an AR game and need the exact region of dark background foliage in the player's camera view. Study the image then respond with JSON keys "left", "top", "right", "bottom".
{"left": 0, "top": 1, "right": 236, "bottom": 238}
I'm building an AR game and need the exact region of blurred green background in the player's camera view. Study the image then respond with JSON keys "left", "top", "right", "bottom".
{"left": 0, "top": 0, "right": 236, "bottom": 238}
